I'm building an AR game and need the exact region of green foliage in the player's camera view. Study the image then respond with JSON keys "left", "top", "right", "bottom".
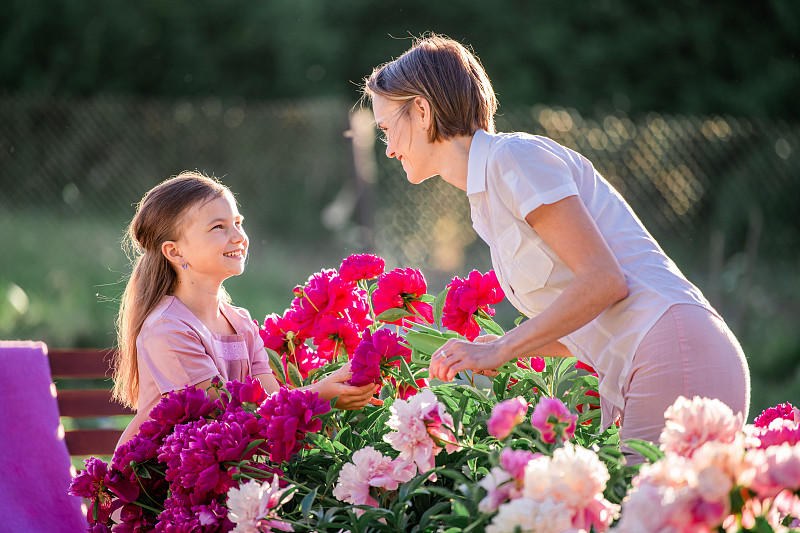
{"left": 1, "top": 0, "right": 798, "bottom": 119}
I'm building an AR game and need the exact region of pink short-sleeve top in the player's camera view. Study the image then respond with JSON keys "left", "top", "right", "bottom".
{"left": 117, "top": 295, "right": 271, "bottom": 446}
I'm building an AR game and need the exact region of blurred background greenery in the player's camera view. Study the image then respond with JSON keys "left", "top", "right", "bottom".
{"left": 1, "top": 0, "right": 798, "bottom": 421}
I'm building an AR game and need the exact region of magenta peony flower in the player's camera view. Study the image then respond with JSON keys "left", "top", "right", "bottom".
{"left": 441, "top": 270, "right": 504, "bottom": 340}
{"left": 256, "top": 387, "right": 331, "bottom": 464}
{"left": 311, "top": 313, "right": 362, "bottom": 360}
{"left": 68, "top": 457, "right": 136, "bottom": 523}
{"left": 338, "top": 253, "right": 385, "bottom": 283}
{"left": 280, "top": 343, "right": 326, "bottom": 382}
{"left": 222, "top": 375, "right": 269, "bottom": 411}
{"left": 286, "top": 269, "right": 354, "bottom": 336}
{"left": 660, "top": 396, "right": 744, "bottom": 458}
{"left": 530, "top": 397, "right": 578, "bottom": 444}
{"left": 332, "top": 446, "right": 416, "bottom": 508}
{"left": 349, "top": 328, "right": 411, "bottom": 387}
{"left": 754, "top": 402, "right": 798, "bottom": 429}
{"left": 372, "top": 267, "right": 433, "bottom": 326}
{"left": 488, "top": 396, "right": 529, "bottom": 440}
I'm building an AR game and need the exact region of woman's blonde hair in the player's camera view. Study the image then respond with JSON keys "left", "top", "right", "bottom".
{"left": 112, "top": 171, "right": 231, "bottom": 409}
{"left": 362, "top": 34, "right": 498, "bottom": 142}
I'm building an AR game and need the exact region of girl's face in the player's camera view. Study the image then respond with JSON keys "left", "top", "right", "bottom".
{"left": 372, "top": 95, "right": 437, "bottom": 184}
{"left": 173, "top": 192, "right": 248, "bottom": 282}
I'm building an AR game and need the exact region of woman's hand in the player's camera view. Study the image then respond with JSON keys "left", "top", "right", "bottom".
{"left": 312, "top": 363, "right": 382, "bottom": 409}
{"left": 429, "top": 335, "right": 510, "bottom": 382}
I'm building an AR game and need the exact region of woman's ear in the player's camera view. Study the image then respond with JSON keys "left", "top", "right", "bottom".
{"left": 161, "top": 241, "right": 184, "bottom": 268}
{"left": 413, "top": 96, "right": 432, "bottom": 132}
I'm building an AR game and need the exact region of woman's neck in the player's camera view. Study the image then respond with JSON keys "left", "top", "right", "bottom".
{"left": 434, "top": 133, "right": 474, "bottom": 191}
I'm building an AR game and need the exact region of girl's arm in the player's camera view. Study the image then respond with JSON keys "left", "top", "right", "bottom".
{"left": 430, "top": 196, "right": 627, "bottom": 381}
{"left": 300, "top": 363, "right": 382, "bottom": 409}
{"left": 254, "top": 372, "right": 281, "bottom": 394}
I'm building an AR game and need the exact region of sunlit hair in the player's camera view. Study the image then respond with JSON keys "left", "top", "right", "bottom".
{"left": 362, "top": 33, "right": 498, "bottom": 142}
{"left": 112, "top": 171, "right": 232, "bottom": 409}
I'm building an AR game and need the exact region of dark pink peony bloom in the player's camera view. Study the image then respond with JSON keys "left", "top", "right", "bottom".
{"left": 442, "top": 270, "right": 504, "bottom": 340}
{"left": 349, "top": 328, "right": 411, "bottom": 387}
{"left": 147, "top": 385, "right": 218, "bottom": 433}
{"left": 575, "top": 360, "right": 598, "bottom": 375}
{"left": 339, "top": 253, "right": 385, "bottom": 283}
{"left": 373, "top": 267, "right": 433, "bottom": 326}
{"left": 257, "top": 387, "right": 331, "bottom": 464}
{"left": 530, "top": 397, "right": 578, "bottom": 444}
{"left": 754, "top": 402, "right": 798, "bottom": 429}
{"left": 259, "top": 312, "right": 307, "bottom": 355}
{"left": 312, "top": 314, "right": 362, "bottom": 360}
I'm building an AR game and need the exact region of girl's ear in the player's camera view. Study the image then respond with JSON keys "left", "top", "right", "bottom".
{"left": 161, "top": 241, "right": 184, "bottom": 268}
{"left": 413, "top": 96, "right": 432, "bottom": 132}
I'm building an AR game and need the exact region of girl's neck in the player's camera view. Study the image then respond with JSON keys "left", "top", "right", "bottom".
{"left": 171, "top": 280, "right": 233, "bottom": 334}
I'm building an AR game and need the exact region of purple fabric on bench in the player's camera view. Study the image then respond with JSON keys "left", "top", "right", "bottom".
{"left": 1, "top": 340, "right": 87, "bottom": 532}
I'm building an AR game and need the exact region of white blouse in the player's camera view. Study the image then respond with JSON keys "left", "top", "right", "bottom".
{"left": 466, "top": 129, "right": 713, "bottom": 427}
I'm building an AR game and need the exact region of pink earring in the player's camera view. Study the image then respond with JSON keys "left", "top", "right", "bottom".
{"left": 181, "top": 263, "right": 188, "bottom": 270}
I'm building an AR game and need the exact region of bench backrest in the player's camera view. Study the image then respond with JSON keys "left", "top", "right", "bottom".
{"left": 48, "top": 348, "right": 134, "bottom": 458}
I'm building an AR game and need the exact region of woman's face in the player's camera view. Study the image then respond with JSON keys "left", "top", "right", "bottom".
{"left": 372, "top": 95, "right": 437, "bottom": 184}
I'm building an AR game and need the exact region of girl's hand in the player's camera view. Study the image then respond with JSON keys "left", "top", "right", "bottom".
{"left": 430, "top": 336, "right": 509, "bottom": 382}
{"left": 315, "top": 363, "right": 382, "bottom": 409}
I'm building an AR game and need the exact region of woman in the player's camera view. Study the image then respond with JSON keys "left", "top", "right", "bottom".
{"left": 362, "top": 35, "right": 750, "bottom": 448}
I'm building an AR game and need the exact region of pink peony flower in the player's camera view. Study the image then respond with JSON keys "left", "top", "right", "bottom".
{"left": 280, "top": 343, "right": 326, "bottom": 382}
{"left": 659, "top": 396, "right": 744, "bottom": 458}
{"left": 441, "top": 270, "right": 504, "bottom": 340}
{"left": 332, "top": 446, "right": 416, "bottom": 508}
{"left": 222, "top": 375, "right": 269, "bottom": 411}
{"left": 226, "top": 475, "right": 294, "bottom": 533}
{"left": 486, "top": 497, "right": 573, "bottom": 533}
{"left": 530, "top": 397, "right": 578, "bottom": 444}
{"left": 754, "top": 402, "right": 798, "bottom": 429}
{"left": 747, "top": 442, "right": 800, "bottom": 500}
{"left": 478, "top": 448, "right": 539, "bottom": 512}
{"left": 372, "top": 267, "right": 433, "bottom": 326}
{"left": 338, "top": 253, "right": 385, "bottom": 283}
{"left": 256, "top": 387, "right": 331, "bottom": 464}
{"left": 488, "top": 396, "right": 529, "bottom": 440}
{"left": 383, "top": 389, "right": 459, "bottom": 478}
{"left": 523, "top": 443, "right": 618, "bottom": 532}
{"left": 348, "top": 328, "right": 411, "bottom": 387}
{"left": 286, "top": 269, "right": 358, "bottom": 337}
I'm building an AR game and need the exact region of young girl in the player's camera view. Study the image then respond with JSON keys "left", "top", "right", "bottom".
{"left": 113, "top": 171, "right": 378, "bottom": 446}
{"left": 362, "top": 35, "right": 750, "bottom": 451}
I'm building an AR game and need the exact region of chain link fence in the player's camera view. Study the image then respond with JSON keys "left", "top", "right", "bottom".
{"left": 2, "top": 92, "right": 799, "bottom": 340}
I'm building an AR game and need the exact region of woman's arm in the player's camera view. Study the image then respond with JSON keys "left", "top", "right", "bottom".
{"left": 430, "top": 196, "right": 627, "bottom": 381}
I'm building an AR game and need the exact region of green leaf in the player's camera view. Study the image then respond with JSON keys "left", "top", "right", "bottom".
{"left": 418, "top": 293, "right": 435, "bottom": 303}
{"left": 622, "top": 438, "right": 664, "bottom": 463}
{"left": 433, "top": 286, "right": 449, "bottom": 327}
{"left": 398, "top": 355, "right": 415, "bottom": 384}
{"left": 376, "top": 308, "right": 414, "bottom": 323}
{"left": 301, "top": 488, "right": 318, "bottom": 519}
{"left": 287, "top": 361, "right": 303, "bottom": 388}
{"left": 475, "top": 315, "right": 504, "bottom": 336}
{"left": 265, "top": 347, "right": 287, "bottom": 385}
{"left": 405, "top": 330, "right": 447, "bottom": 355}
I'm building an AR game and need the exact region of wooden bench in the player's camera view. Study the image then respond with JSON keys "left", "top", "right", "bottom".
{"left": 48, "top": 348, "right": 135, "bottom": 459}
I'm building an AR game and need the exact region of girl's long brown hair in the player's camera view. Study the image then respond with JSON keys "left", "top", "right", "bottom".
{"left": 112, "top": 171, "right": 230, "bottom": 409}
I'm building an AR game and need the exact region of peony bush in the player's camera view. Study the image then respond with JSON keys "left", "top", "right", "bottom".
{"left": 70, "top": 254, "right": 800, "bottom": 532}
